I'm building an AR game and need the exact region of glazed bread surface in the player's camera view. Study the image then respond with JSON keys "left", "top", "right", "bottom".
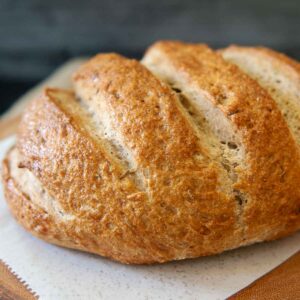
{"left": 2, "top": 41, "right": 300, "bottom": 264}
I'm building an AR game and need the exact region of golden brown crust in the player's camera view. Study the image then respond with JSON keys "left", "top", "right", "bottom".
{"left": 3, "top": 148, "right": 62, "bottom": 243}
{"left": 14, "top": 89, "right": 166, "bottom": 264}
{"left": 12, "top": 83, "right": 240, "bottom": 263}
{"left": 143, "top": 41, "right": 300, "bottom": 242}
{"left": 222, "top": 45, "right": 300, "bottom": 77}
{"left": 2, "top": 147, "right": 157, "bottom": 264}
{"left": 73, "top": 53, "right": 241, "bottom": 252}
{"left": 2, "top": 41, "right": 300, "bottom": 264}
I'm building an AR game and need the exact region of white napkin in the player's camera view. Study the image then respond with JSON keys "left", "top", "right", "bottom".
{"left": 0, "top": 136, "right": 299, "bottom": 300}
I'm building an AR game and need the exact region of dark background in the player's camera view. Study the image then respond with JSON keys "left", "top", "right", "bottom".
{"left": 1, "top": 0, "right": 299, "bottom": 114}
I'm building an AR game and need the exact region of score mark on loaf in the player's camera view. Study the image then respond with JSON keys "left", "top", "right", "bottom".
{"left": 2, "top": 41, "right": 300, "bottom": 264}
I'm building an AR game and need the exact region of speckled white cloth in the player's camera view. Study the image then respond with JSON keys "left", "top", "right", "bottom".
{"left": 1, "top": 136, "right": 300, "bottom": 300}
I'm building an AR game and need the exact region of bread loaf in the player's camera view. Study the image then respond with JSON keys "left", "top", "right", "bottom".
{"left": 2, "top": 41, "right": 300, "bottom": 264}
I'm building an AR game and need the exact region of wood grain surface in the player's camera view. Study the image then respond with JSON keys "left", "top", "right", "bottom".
{"left": 0, "top": 260, "right": 38, "bottom": 300}
{"left": 228, "top": 251, "right": 300, "bottom": 299}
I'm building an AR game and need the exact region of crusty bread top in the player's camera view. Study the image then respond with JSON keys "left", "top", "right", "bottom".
{"left": 142, "top": 41, "right": 300, "bottom": 241}
{"left": 73, "top": 53, "right": 242, "bottom": 254}
{"left": 3, "top": 41, "right": 300, "bottom": 264}
{"left": 16, "top": 57, "right": 241, "bottom": 263}
{"left": 236, "top": 46, "right": 300, "bottom": 74}
{"left": 221, "top": 45, "right": 300, "bottom": 147}
{"left": 16, "top": 88, "right": 161, "bottom": 263}
{"left": 221, "top": 45, "right": 300, "bottom": 89}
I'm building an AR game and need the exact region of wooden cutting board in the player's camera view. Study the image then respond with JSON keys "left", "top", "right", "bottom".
{"left": 0, "top": 259, "right": 38, "bottom": 299}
